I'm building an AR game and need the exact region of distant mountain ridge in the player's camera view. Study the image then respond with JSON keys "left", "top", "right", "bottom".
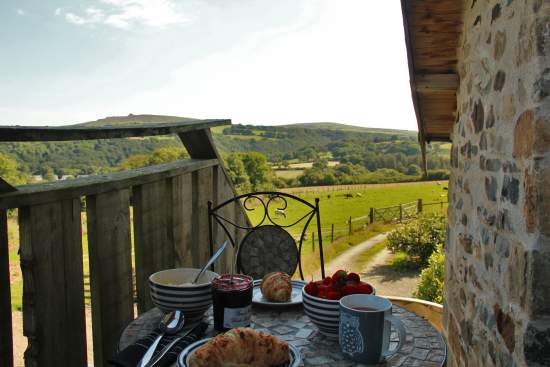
{"left": 76, "top": 114, "right": 417, "bottom": 136}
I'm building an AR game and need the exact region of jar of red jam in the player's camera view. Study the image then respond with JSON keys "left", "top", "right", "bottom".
{"left": 212, "top": 274, "right": 253, "bottom": 331}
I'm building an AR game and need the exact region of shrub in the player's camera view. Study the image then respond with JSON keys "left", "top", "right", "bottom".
{"left": 386, "top": 213, "right": 446, "bottom": 266}
{"left": 414, "top": 245, "right": 445, "bottom": 303}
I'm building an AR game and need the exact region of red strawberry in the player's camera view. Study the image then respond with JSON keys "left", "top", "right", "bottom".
{"left": 332, "top": 270, "right": 348, "bottom": 282}
{"left": 356, "top": 283, "right": 374, "bottom": 294}
{"left": 347, "top": 272, "right": 360, "bottom": 283}
{"left": 304, "top": 281, "right": 318, "bottom": 296}
{"left": 326, "top": 290, "right": 341, "bottom": 300}
{"left": 341, "top": 284, "right": 358, "bottom": 296}
{"left": 323, "top": 276, "right": 333, "bottom": 285}
{"left": 317, "top": 290, "right": 328, "bottom": 299}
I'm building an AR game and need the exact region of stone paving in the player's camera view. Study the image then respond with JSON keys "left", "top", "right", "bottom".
{"left": 121, "top": 304, "right": 446, "bottom": 366}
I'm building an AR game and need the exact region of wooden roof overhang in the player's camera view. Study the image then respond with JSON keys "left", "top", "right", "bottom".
{"left": 400, "top": 0, "right": 464, "bottom": 171}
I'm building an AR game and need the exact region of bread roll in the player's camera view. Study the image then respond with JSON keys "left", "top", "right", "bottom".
{"left": 188, "top": 328, "right": 290, "bottom": 367}
{"left": 260, "top": 272, "right": 292, "bottom": 302}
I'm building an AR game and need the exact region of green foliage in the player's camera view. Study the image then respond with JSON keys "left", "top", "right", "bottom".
{"left": 0, "top": 153, "right": 27, "bottom": 185}
{"left": 224, "top": 152, "right": 273, "bottom": 192}
{"left": 387, "top": 213, "right": 446, "bottom": 266}
{"left": 414, "top": 245, "right": 445, "bottom": 304}
{"left": 116, "top": 147, "right": 188, "bottom": 171}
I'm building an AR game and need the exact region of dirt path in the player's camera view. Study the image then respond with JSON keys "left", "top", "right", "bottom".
{"left": 323, "top": 233, "right": 420, "bottom": 297}
{"left": 323, "top": 233, "right": 389, "bottom": 276}
{"left": 359, "top": 248, "right": 420, "bottom": 297}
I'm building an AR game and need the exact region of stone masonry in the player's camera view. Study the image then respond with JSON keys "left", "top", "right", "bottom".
{"left": 445, "top": 0, "right": 549, "bottom": 366}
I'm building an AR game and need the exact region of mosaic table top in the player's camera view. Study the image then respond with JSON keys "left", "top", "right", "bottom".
{"left": 120, "top": 304, "right": 446, "bottom": 367}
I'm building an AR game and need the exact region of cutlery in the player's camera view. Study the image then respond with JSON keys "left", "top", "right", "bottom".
{"left": 192, "top": 240, "right": 228, "bottom": 284}
{"left": 138, "top": 310, "right": 185, "bottom": 367}
{"left": 145, "top": 322, "right": 204, "bottom": 367}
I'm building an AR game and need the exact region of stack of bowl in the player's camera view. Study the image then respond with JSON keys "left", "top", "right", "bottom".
{"left": 149, "top": 268, "right": 219, "bottom": 320}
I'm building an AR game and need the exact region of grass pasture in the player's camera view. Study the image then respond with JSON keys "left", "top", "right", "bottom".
{"left": 246, "top": 181, "right": 448, "bottom": 256}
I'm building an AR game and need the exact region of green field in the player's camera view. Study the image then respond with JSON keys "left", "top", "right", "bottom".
{"left": 246, "top": 181, "right": 448, "bottom": 253}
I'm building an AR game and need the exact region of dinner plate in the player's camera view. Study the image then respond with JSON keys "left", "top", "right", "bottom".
{"left": 252, "top": 280, "right": 306, "bottom": 307}
{"left": 177, "top": 337, "right": 302, "bottom": 367}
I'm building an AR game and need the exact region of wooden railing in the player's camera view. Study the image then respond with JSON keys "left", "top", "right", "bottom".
{"left": 0, "top": 120, "right": 250, "bottom": 367}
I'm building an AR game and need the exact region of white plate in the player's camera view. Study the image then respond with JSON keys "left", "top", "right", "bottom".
{"left": 177, "top": 337, "right": 302, "bottom": 367}
{"left": 252, "top": 280, "right": 306, "bottom": 306}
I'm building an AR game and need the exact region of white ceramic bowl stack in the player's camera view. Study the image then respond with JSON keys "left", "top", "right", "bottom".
{"left": 149, "top": 268, "right": 219, "bottom": 320}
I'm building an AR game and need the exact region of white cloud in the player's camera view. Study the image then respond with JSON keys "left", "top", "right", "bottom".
{"left": 16, "top": 9, "right": 25, "bottom": 16}
{"left": 58, "top": 0, "right": 189, "bottom": 30}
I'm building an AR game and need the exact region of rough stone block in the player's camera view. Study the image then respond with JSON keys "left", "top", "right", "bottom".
{"left": 501, "top": 176, "right": 520, "bottom": 204}
{"left": 537, "top": 168, "right": 550, "bottom": 236}
{"left": 513, "top": 110, "right": 535, "bottom": 159}
{"left": 472, "top": 100, "right": 485, "bottom": 133}
{"left": 530, "top": 249, "right": 550, "bottom": 316}
{"left": 493, "top": 303, "right": 516, "bottom": 352}
{"left": 485, "top": 176, "right": 498, "bottom": 201}
{"left": 534, "top": 116, "right": 550, "bottom": 154}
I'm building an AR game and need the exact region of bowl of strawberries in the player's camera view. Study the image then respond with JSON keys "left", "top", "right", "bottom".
{"left": 302, "top": 270, "right": 375, "bottom": 338}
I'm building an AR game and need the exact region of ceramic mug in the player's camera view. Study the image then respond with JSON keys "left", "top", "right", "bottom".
{"left": 339, "top": 294, "right": 406, "bottom": 364}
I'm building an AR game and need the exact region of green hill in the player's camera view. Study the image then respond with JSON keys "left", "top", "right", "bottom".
{"left": 0, "top": 114, "right": 448, "bottom": 180}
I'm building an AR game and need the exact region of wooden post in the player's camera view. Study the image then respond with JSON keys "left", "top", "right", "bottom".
{"left": 0, "top": 210, "right": 13, "bottom": 367}
{"left": 399, "top": 204, "right": 403, "bottom": 222}
{"left": 20, "top": 200, "right": 88, "bottom": 367}
{"left": 331, "top": 223, "right": 334, "bottom": 243}
{"left": 369, "top": 208, "right": 374, "bottom": 224}
{"left": 87, "top": 190, "right": 133, "bottom": 367}
{"left": 348, "top": 216, "right": 352, "bottom": 235}
{"left": 417, "top": 198, "right": 423, "bottom": 213}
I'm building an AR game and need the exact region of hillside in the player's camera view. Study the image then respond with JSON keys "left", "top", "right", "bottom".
{"left": 0, "top": 114, "right": 449, "bottom": 180}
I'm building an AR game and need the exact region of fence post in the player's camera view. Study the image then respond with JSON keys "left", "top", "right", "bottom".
{"left": 417, "top": 198, "right": 423, "bottom": 213}
{"left": 399, "top": 204, "right": 403, "bottom": 222}
{"left": 331, "top": 223, "right": 334, "bottom": 243}
{"left": 369, "top": 208, "right": 374, "bottom": 224}
{"left": 312, "top": 232, "right": 315, "bottom": 251}
{"left": 348, "top": 216, "right": 352, "bottom": 236}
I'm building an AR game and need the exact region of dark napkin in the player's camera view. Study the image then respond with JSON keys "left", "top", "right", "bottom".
{"left": 109, "top": 322, "right": 208, "bottom": 367}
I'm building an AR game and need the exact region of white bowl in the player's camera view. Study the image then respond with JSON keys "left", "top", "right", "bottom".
{"left": 149, "top": 268, "right": 219, "bottom": 320}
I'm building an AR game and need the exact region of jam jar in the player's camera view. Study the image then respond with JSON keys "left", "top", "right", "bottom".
{"left": 212, "top": 274, "right": 253, "bottom": 331}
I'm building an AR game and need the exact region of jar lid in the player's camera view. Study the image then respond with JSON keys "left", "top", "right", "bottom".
{"left": 212, "top": 274, "right": 253, "bottom": 292}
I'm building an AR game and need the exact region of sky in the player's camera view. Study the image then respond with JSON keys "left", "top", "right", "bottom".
{"left": 0, "top": 0, "right": 418, "bottom": 130}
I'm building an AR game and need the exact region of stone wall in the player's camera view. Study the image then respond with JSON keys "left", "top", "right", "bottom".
{"left": 445, "top": 0, "right": 549, "bottom": 366}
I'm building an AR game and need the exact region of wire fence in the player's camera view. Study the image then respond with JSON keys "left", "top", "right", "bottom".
{"left": 301, "top": 198, "right": 448, "bottom": 251}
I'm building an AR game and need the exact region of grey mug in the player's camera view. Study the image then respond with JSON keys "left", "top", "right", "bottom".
{"left": 339, "top": 294, "right": 406, "bottom": 364}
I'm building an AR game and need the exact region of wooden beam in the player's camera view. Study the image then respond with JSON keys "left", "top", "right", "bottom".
{"left": 415, "top": 74, "right": 459, "bottom": 93}
{"left": 86, "top": 190, "right": 133, "bottom": 367}
{"left": 0, "top": 178, "right": 16, "bottom": 194}
{"left": 0, "top": 210, "right": 13, "bottom": 367}
{"left": 178, "top": 129, "right": 219, "bottom": 160}
{"left": 0, "top": 119, "right": 230, "bottom": 142}
{"left": 0, "top": 159, "right": 218, "bottom": 209}
{"left": 19, "top": 200, "right": 87, "bottom": 367}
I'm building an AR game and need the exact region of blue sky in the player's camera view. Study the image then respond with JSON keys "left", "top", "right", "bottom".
{"left": 0, "top": 0, "right": 417, "bottom": 130}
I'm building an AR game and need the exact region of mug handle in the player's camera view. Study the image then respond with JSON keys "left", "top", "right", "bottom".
{"left": 383, "top": 315, "right": 406, "bottom": 358}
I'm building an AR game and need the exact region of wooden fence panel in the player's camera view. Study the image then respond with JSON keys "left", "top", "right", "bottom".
{"left": 193, "top": 168, "right": 214, "bottom": 266}
{"left": 19, "top": 199, "right": 87, "bottom": 367}
{"left": 133, "top": 180, "right": 174, "bottom": 314}
{"left": 0, "top": 210, "right": 13, "bottom": 367}
{"left": 87, "top": 190, "right": 133, "bottom": 367}
{"left": 169, "top": 173, "right": 194, "bottom": 268}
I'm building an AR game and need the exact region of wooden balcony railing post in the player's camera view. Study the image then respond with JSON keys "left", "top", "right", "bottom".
{"left": 0, "top": 210, "right": 13, "bottom": 367}
{"left": 87, "top": 190, "right": 134, "bottom": 367}
{"left": 133, "top": 180, "right": 175, "bottom": 314}
{"left": 170, "top": 174, "right": 194, "bottom": 268}
{"left": 19, "top": 200, "right": 87, "bottom": 367}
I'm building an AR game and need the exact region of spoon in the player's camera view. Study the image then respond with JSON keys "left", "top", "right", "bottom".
{"left": 138, "top": 310, "right": 185, "bottom": 367}
{"left": 192, "top": 240, "right": 228, "bottom": 284}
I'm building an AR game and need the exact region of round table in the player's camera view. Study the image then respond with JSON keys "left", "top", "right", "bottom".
{"left": 120, "top": 304, "right": 446, "bottom": 367}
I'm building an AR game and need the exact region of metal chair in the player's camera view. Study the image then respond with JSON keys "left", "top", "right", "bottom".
{"left": 208, "top": 192, "right": 326, "bottom": 280}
